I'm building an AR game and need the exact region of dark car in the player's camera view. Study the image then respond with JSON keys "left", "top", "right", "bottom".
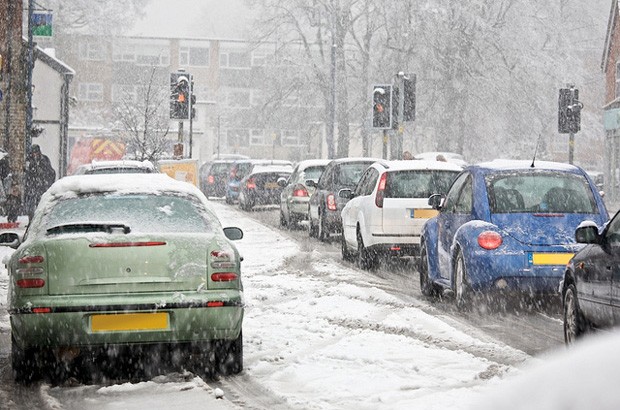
{"left": 420, "top": 160, "right": 608, "bottom": 310}
{"left": 199, "top": 155, "right": 249, "bottom": 198}
{"left": 226, "top": 159, "right": 293, "bottom": 204}
{"left": 238, "top": 166, "right": 293, "bottom": 211}
{"left": 561, "top": 214, "right": 620, "bottom": 344}
{"left": 307, "top": 157, "right": 379, "bottom": 241}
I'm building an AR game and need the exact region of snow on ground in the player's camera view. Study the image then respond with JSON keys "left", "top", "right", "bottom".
{"left": 6, "top": 204, "right": 604, "bottom": 409}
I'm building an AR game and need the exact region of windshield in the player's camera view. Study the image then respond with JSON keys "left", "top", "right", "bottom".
{"left": 487, "top": 171, "right": 598, "bottom": 214}
{"left": 336, "top": 163, "right": 372, "bottom": 187}
{"left": 43, "top": 194, "right": 213, "bottom": 234}
{"left": 385, "top": 170, "right": 459, "bottom": 198}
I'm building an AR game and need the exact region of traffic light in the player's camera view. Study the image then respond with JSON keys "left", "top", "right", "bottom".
{"left": 403, "top": 75, "right": 416, "bottom": 122}
{"left": 558, "top": 87, "right": 582, "bottom": 134}
{"left": 372, "top": 84, "right": 392, "bottom": 129}
{"left": 170, "top": 72, "right": 191, "bottom": 120}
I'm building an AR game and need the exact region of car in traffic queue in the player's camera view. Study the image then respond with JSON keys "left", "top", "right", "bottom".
{"left": 340, "top": 160, "right": 462, "bottom": 269}
{"left": 225, "top": 159, "right": 293, "bottom": 204}
{"left": 199, "top": 154, "right": 250, "bottom": 198}
{"left": 307, "top": 157, "right": 380, "bottom": 241}
{"left": 561, "top": 213, "right": 620, "bottom": 344}
{"left": 4, "top": 173, "right": 245, "bottom": 382}
{"left": 238, "top": 165, "right": 293, "bottom": 211}
{"left": 279, "top": 159, "right": 331, "bottom": 228}
{"left": 72, "top": 159, "right": 159, "bottom": 175}
{"left": 419, "top": 159, "right": 609, "bottom": 310}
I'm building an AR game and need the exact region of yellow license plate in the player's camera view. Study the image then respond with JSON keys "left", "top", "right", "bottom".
{"left": 91, "top": 312, "right": 169, "bottom": 332}
{"left": 412, "top": 209, "right": 439, "bottom": 219}
{"left": 530, "top": 253, "right": 574, "bottom": 265}
{"left": 264, "top": 182, "right": 279, "bottom": 189}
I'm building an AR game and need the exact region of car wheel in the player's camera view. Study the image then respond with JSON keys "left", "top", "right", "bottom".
{"left": 318, "top": 210, "right": 329, "bottom": 242}
{"left": 12, "top": 335, "right": 43, "bottom": 383}
{"left": 454, "top": 250, "right": 472, "bottom": 311}
{"left": 217, "top": 331, "right": 243, "bottom": 376}
{"left": 357, "top": 230, "right": 376, "bottom": 270}
{"left": 309, "top": 215, "right": 318, "bottom": 237}
{"left": 419, "top": 242, "right": 438, "bottom": 297}
{"left": 225, "top": 195, "right": 234, "bottom": 205}
{"left": 279, "top": 208, "right": 288, "bottom": 228}
{"left": 563, "top": 284, "right": 589, "bottom": 345}
{"left": 341, "top": 233, "right": 354, "bottom": 262}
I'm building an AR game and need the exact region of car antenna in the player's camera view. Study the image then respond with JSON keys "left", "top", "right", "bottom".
{"left": 530, "top": 133, "right": 541, "bottom": 168}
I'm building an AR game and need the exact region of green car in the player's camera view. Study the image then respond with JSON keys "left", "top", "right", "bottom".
{"left": 3, "top": 174, "right": 244, "bottom": 382}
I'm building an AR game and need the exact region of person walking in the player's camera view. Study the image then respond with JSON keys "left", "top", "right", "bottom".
{"left": 24, "top": 144, "right": 55, "bottom": 222}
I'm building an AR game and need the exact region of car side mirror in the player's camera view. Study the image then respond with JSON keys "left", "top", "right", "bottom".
{"left": 0, "top": 232, "right": 21, "bottom": 249}
{"left": 277, "top": 177, "right": 288, "bottom": 187}
{"left": 306, "top": 179, "right": 317, "bottom": 188}
{"left": 338, "top": 188, "right": 353, "bottom": 199}
{"left": 575, "top": 222, "right": 600, "bottom": 244}
{"left": 428, "top": 194, "right": 443, "bottom": 210}
{"left": 223, "top": 227, "right": 244, "bottom": 241}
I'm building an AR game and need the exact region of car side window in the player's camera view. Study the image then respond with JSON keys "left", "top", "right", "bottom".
{"left": 442, "top": 172, "right": 468, "bottom": 214}
{"left": 605, "top": 214, "right": 620, "bottom": 245}
{"left": 454, "top": 176, "right": 473, "bottom": 214}
{"left": 364, "top": 169, "right": 379, "bottom": 196}
{"left": 354, "top": 169, "right": 372, "bottom": 197}
{"left": 318, "top": 166, "right": 333, "bottom": 189}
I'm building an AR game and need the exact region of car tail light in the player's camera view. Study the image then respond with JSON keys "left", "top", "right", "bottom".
{"left": 478, "top": 231, "right": 502, "bottom": 250}
{"left": 207, "top": 301, "right": 225, "bottom": 307}
{"left": 375, "top": 172, "right": 388, "bottom": 208}
{"left": 326, "top": 193, "right": 337, "bottom": 211}
{"left": 293, "top": 184, "right": 309, "bottom": 197}
{"left": 246, "top": 178, "right": 256, "bottom": 190}
{"left": 17, "top": 255, "right": 45, "bottom": 275}
{"left": 19, "top": 255, "right": 44, "bottom": 264}
{"left": 210, "top": 250, "right": 236, "bottom": 269}
{"left": 16, "top": 278, "right": 45, "bottom": 288}
{"left": 211, "top": 272, "right": 238, "bottom": 282}
{"left": 208, "top": 175, "right": 215, "bottom": 184}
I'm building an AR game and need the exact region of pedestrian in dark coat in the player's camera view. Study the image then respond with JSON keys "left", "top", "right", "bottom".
{"left": 24, "top": 144, "right": 55, "bottom": 222}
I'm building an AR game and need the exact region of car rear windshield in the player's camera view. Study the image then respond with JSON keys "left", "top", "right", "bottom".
{"left": 336, "top": 163, "right": 372, "bottom": 187}
{"left": 301, "top": 166, "right": 325, "bottom": 182}
{"left": 486, "top": 171, "right": 598, "bottom": 214}
{"left": 385, "top": 170, "right": 460, "bottom": 198}
{"left": 85, "top": 167, "right": 155, "bottom": 174}
{"left": 210, "top": 162, "right": 231, "bottom": 175}
{"left": 44, "top": 193, "right": 212, "bottom": 234}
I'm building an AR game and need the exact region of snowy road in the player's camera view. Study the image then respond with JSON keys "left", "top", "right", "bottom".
{"left": 0, "top": 202, "right": 567, "bottom": 409}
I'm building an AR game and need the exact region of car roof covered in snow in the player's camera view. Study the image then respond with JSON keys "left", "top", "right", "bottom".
{"left": 375, "top": 159, "right": 463, "bottom": 172}
{"left": 474, "top": 159, "right": 582, "bottom": 173}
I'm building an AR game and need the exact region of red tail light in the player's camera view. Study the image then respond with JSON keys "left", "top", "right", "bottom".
{"left": 19, "top": 255, "right": 44, "bottom": 264}
{"left": 208, "top": 175, "right": 215, "bottom": 184}
{"left": 246, "top": 178, "right": 256, "bottom": 189}
{"left": 375, "top": 172, "right": 388, "bottom": 208}
{"left": 32, "top": 307, "right": 51, "bottom": 313}
{"left": 207, "top": 301, "right": 225, "bottom": 307}
{"left": 293, "top": 184, "right": 309, "bottom": 197}
{"left": 478, "top": 231, "right": 503, "bottom": 250}
{"left": 326, "top": 193, "right": 337, "bottom": 211}
{"left": 17, "top": 278, "right": 45, "bottom": 288}
{"left": 211, "top": 250, "right": 236, "bottom": 268}
{"left": 211, "top": 272, "right": 238, "bottom": 281}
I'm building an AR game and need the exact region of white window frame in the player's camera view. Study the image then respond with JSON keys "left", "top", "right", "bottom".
{"left": 78, "top": 83, "right": 104, "bottom": 102}
{"left": 282, "top": 129, "right": 302, "bottom": 146}
{"left": 220, "top": 50, "right": 251, "bottom": 69}
{"left": 79, "top": 42, "right": 105, "bottom": 61}
{"left": 180, "top": 46, "right": 210, "bottom": 67}
{"left": 250, "top": 129, "right": 266, "bottom": 146}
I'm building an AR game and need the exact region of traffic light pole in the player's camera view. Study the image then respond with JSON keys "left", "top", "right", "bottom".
{"left": 569, "top": 132, "right": 574, "bottom": 165}
{"left": 382, "top": 129, "right": 388, "bottom": 160}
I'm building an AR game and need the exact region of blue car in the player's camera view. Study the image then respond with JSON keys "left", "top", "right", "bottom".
{"left": 419, "top": 160, "right": 609, "bottom": 309}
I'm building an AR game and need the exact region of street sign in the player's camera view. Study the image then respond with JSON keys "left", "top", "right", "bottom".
{"left": 32, "top": 11, "right": 53, "bottom": 37}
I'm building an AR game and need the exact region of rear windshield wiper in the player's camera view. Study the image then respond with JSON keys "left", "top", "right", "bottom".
{"left": 47, "top": 223, "right": 131, "bottom": 235}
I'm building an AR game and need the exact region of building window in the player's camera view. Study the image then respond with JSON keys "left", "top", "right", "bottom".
{"left": 111, "top": 84, "right": 138, "bottom": 103}
{"left": 79, "top": 42, "right": 105, "bottom": 61}
{"left": 220, "top": 51, "right": 250, "bottom": 69}
{"left": 250, "top": 129, "right": 265, "bottom": 146}
{"left": 616, "top": 62, "right": 620, "bottom": 99}
{"left": 113, "top": 43, "right": 136, "bottom": 62}
{"left": 180, "top": 46, "right": 209, "bottom": 67}
{"left": 282, "top": 130, "right": 302, "bottom": 146}
{"left": 251, "top": 51, "right": 268, "bottom": 67}
{"left": 78, "top": 83, "right": 104, "bottom": 102}
{"left": 227, "top": 129, "right": 249, "bottom": 147}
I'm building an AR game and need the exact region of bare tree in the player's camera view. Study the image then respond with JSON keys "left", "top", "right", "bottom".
{"left": 112, "top": 67, "right": 170, "bottom": 161}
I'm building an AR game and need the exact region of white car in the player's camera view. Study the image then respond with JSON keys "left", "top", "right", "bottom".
{"left": 340, "top": 160, "right": 462, "bottom": 269}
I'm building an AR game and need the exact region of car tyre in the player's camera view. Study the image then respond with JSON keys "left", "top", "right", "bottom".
{"left": 357, "top": 230, "right": 376, "bottom": 270}
{"left": 318, "top": 209, "right": 329, "bottom": 242}
{"left": 225, "top": 195, "right": 234, "bottom": 205}
{"left": 217, "top": 331, "right": 243, "bottom": 376}
{"left": 419, "top": 242, "right": 438, "bottom": 297}
{"left": 341, "top": 233, "right": 354, "bottom": 262}
{"left": 279, "top": 208, "right": 288, "bottom": 228}
{"left": 12, "top": 335, "right": 43, "bottom": 383}
{"left": 454, "top": 250, "right": 472, "bottom": 311}
{"left": 563, "top": 284, "right": 589, "bottom": 345}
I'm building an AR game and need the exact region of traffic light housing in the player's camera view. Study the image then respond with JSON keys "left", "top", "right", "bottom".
{"left": 372, "top": 84, "right": 392, "bottom": 129}
{"left": 402, "top": 76, "right": 416, "bottom": 122}
{"left": 558, "top": 88, "right": 581, "bottom": 134}
{"left": 170, "top": 72, "right": 191, "bottom": 120}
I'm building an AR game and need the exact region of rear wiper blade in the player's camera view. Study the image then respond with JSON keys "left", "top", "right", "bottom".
{"left": 47, "top": 223, "right": 131, "bottom": 235}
